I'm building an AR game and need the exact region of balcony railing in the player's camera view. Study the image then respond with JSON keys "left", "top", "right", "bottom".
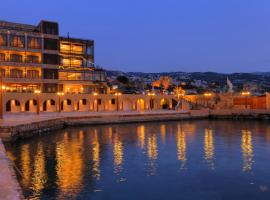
{"left": 0, "top": 58, "right": 41, "bottom": 64}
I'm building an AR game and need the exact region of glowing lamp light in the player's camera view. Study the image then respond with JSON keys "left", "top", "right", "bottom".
{"left": 241, "top": 91, "right": 250, "bottom": 96}
{"left": 147, "top": 92, "right": 155, "bottom": 96}
{"left": 204, "top": 92, "right": 212, "bottom": 97}
{"left": 115, "top": 92, "right": 122, "bottom": 96}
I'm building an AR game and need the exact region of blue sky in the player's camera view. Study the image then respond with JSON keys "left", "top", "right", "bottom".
{"left": 1, "top": 0, "right": 270, "bottom": 73}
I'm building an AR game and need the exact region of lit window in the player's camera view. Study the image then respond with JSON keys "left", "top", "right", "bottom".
{"left": 10, "top": 35, "right": 25, "bottom": 48}
{"left": 27, "top": 37, "right": 41, "bottom": 49}
{"left": 0, "top": 34, "right": 7, "bottom": 46}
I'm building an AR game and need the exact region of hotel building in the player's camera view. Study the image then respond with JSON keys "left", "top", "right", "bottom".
{"left": 0, "top": 20, "right": 107, "bottom": 94}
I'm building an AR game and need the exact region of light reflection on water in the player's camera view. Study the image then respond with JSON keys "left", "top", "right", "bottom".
{"left": 5, "top": 120, "right": 270, "bottom": 200}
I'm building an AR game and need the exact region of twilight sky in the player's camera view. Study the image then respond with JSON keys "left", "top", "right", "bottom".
{"left": 1, "top": 0, "right": 270, "bottom": 73}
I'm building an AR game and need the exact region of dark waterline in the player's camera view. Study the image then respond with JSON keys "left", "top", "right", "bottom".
{"left": 5, "top": 120, "right": 270, "bottom": 200}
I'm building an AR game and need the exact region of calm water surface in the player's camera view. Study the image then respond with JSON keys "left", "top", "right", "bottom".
{"left": 5, "top": 120, "right": 270, "bottom": 200}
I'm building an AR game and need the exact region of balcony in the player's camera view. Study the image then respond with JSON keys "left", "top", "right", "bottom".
{"left": 0, "top": 58, "right": 41, "bottom": 67}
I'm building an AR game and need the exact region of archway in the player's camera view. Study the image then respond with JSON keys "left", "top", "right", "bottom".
{"left": 160, "top": 98, "right": 170, "bottom": 109}
{"left": 6, "top": 99, "right": 21, "bottom": 112}
{"left": 123, "top": 98, "right": 133, "bottom": 111}
{"left": 61, "top": 99, "right": 73, "bottom": 112}
{"left": 78, "top": 99, "right": 88, "bottom": 111}
{"left": 43, "top": 99, "right": 56, "bottom": 112}
{"left": 136, "top": 99, "right": 145, "bottom": 111}
{"left": 25, "top": 99, "right": 37, "bottom": 112}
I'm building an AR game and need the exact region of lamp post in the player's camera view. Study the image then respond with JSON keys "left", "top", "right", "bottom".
{"left": 147, "top": 92, "right": 155, "bottom": 110}
{"left": 174, "top": 86, "right": 185, "bottom": 109}
{"left": 93, "top": 92, "right": 99, "bottom": 112}
{"left": 241, "top": 91, "right": 250, "bottom": 109}
{"left": 115, "top": 92, "right": 122, "bottom": 111}
{"left": 57, "top": 92, "right": 64, "bottom": 112}
{"left": 204, "top": 92, "right": 212, "bottom": 108}
{"left": 34, "top": 90, "right": 41, "bottom": 115}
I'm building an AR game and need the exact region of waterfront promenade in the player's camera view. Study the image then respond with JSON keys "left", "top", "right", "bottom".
{"left": 0, "top": 139, "right": 22, "bottom": 200}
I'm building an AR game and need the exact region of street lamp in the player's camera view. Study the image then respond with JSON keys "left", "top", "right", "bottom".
{"left": 115, "top": 92, "right": 122, "bottom": 111}
{"left": 147, "top": 92, "right": 155, "bottom": 110}
{"left": 57, "top": 92, "right": 64, "bottom": 112}
{"left": 204, "top": 92, "right": 212, "bottom": 108}
{"left": 174, "top": 87, "right": 185, "bottom": 109}
{"left": 241, "top": 91, "right": 250, "bottom": 109}
{"left": 34, "top": 90, "right": 41, "bottom": 115}
{"left": 93, "top": 92, "right": 99, "bottom": 112}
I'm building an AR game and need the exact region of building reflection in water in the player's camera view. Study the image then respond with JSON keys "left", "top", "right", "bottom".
{"left": 241, "top": 129, "right": 253, "bottom": 171}
{"left": 176, "top": 124, "right": 187, "bottom": 169}
{"left": 147, "top": 133, "right": 158, "bottom": 175}
{"left": 113, "top": 133, "right": 123, "bottom": 174}
{"left": 20, "top": 144, "right": 31, "bottom": 188}
{"left": 92, "top": 129, "right": 101, "bottom": 180}
{"left": 108, "top": 127, "right": 113, "bottom": 144}
{"left": 56, "top": 130, "right": 84, "bottom": 198}
{"left": 31, "top": 142, "right": 47, "bottom": 197}
{"left": 137, "top": 125, "right": 145, "bottom": 149}
{"left": 160, "top": 124, "right": 166, "bottom": 144}
{"left": 204, "top": 128, "right": 215, "bottom": 169}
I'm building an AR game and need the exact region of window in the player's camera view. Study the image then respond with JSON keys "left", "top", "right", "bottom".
{"left": 28, "top": 37, "right": 41, "bottom": 49}
{"left": 82, "top": 99, "right": 87, "bottom": 105}
{"left": 0, "top": 34, "right": 7, "bottom": 46}
{"left": 27, "top": 70, "right": 39, "bottom": 79}
{"left": 10, "top": 54, "right": 23, "bottom": 62}
{"left": 26, "top": 55, "right": 39, "bottom": 63}
{"left": 43, "top": 54, "right": 59, "bottom": 65}
{"left": 0, "top": 69, "right": 5, "bottom": 78}
{"left": 72, "top": 44, "right": 83, "bottom": 53}
{"left": 61, "top": 58, "right": 82, "bottom": 66}
{"left": 44, "top": 38, "right": 58, "bottom": 50}
{"left": 0, "top": 53, "right": 5, "bottom": 61}
{"left": 60, "top": 42, "right": 70, "bottom": 52}
{"left": 50, "top": 100, "right": 56, "bottom": 105}
{"left": 67, "top": 99, "right": 72, "bottom": 105}
{"left": 10, "top": 69, "right": 23, "bottom": 78}
{"left": 10, "top": 35, "right": 25, "bottom": 48}
{"left": 111, "top": 99, "right": 116, "bottom": 104}
{"left": 33, "top": 99, "right": 37, "bottom": 106}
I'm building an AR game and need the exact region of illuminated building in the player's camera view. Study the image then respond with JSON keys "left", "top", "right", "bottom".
{"left": 0, "top": 20, "right": 107, "bottom": 94}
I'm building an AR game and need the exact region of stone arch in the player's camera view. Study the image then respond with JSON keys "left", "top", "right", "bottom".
{"left": 6, "top": 99, "right": 21, "bottom": 112}
{"left": 122, "top": 98, "right": 133, "bottom": 111}
{"left": 106, "top": 98, "right": 117, "bottom": 111}
{"left": 77, "top": 99, "right": 88, "bottom": 111}
{"left": 43, "top": 99, "right": 56, "bottom": 112}
{"left": 25, "top": 99, "right": 37, "bottom": 112}
{"left": 61, "top": 99, "right": 73, "bottom": 112}
{"left": 136, "top": 98, "right": 145, "bottom": 111}
{"left": 160, "top": 98, "right": 170, "bottom": 109}
{"left": 93, "top": 98, "right": 105, "bottom": 112}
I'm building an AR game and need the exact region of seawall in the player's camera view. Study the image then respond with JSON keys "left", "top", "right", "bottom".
{"left": 0, "top": 110, "right": 209, "bottom": 142}
{"left": 1, "top": 109, "right": 270, "bottom": 142}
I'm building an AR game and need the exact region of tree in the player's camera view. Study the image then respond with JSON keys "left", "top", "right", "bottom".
{"left": 117, "top": 76, "right": 129, "bottom": 84}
